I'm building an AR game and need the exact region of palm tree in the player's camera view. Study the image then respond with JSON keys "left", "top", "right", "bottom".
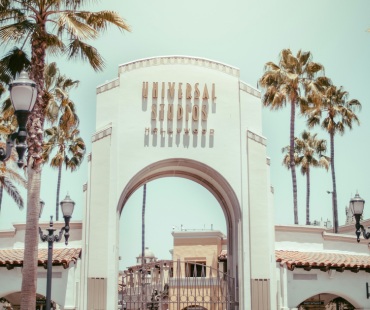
{"left": 0, "top": 2, "right": 130, "bottom": 308}
{"left": 42, "top": 62, "right": 81, "bottom": 221}
{"left": 43, "top": 62, "right": 79, "bottom": 127}
{"left": 259, "top": 49, "right": 324, "bottom": 224}
{"left": 282, "top": 131, "right": 330, "bottom": 225}
{"left": 43, "top": 126, "right": 86, "bottom": 221}
{"left": 305, "top": 83, "right": 361, "bottom": 233}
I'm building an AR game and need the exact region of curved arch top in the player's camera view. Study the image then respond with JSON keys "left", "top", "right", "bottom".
{"left": 117, "top": 158, "right": 242, "bottom": 227}
{"left": 96, "top": 55, "right": 242, "bottom": 94}
{"left": 118, "top": 55, "right": 240, "bottom": 77}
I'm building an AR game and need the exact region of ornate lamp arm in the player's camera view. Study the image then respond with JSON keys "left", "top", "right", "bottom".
{"left": 39, "top": 227, "right": 48, "bottom": 242}
{"left": 360, "top": 225, "right": 370, "bottom": 241}
{"left": 54, "top": 227, "right": 65, "bottom": 243}
{"left": 0, "top": 133, "right": 17, "bottom": 162}
{"left": 355, "top": 214, "right": 370, "bottom": 242}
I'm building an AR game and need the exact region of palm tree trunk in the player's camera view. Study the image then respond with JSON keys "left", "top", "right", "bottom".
{"left": 0, "top": 184, "right": 3, "bottom": 213}
{"left": 56, "top": 165, "right": 62, "bottom": 221}
{"left": 330, "top": 132, "right": 338, "bottom": 233}
{"left": 306, "top": 168, "right": 310, "bottom": 225}
{"left": 290, "top": 101, "right": 298, "bottom": 224}
{"left": 21, "top": 25, "right": 47, "bottom": 310}
{"left": 141, "top": 183, "right": 147, "bottom": 308}
{"left": 21, "top": 166, "right": 42, "bottom": 309}
{"left": 141, "top": 183, "right": 146, "bottom": 264}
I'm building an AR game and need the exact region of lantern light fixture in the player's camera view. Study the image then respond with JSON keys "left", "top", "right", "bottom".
{"left": 349, "top": 192, "right": 370, "bottom": 242}
{"left": 0, "top": 70, "right": 37, "bottom": 167}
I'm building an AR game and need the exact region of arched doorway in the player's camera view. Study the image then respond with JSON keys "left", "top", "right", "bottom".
{"left": 119, "top": 174, "right": 234, "bottom": 310}
{"left": 0, "top": 293, "right": 56, "bottom": 310}
{"left": 117, "top": 158, "right": 241, "bottom": 281}
{"left": 298, "top": 293, "right": 356, "bottom": 309}
{"left": 119, "top": 177, "right": 227, "bottom": 269}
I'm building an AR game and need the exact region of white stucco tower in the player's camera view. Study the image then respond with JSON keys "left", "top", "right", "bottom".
{"left": 81, "top": 56, "right": 276, "bottom": 309}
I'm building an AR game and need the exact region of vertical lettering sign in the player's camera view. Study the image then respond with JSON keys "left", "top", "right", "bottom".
{"left": 143, "top": 82, "right": 216, "bottom": 142}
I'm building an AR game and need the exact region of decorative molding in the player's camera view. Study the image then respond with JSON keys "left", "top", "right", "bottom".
{"left": 96, "top": 78, "right": 120, "bottom": 94}
{"left": 12, "top": 221, "right": 82, "bottom": 232}
{"left": 239, "top": 81, "right": 261, "bottom": 98}
{"left": 322, "top": 231, "right": 359, "bottom": 243}
{"left": 247, "top": 130, "right": 266, "bottom": 146}
{"left": 117, "top": 56, "right": 240, "bottom": 77}
{"left": 275, "top": 224, "right": 327, "bottom": 234}
{"left": 37, "top": 271, "right": 62, "bottom": 278}
{"left": 38, "top": 221, "right": 83, "bottom": 230}
{"left": 0, "top": 229, "right": 16, "bottom": 238}
{"left": 92, "top": 127, "right": 112, "bottom": 143}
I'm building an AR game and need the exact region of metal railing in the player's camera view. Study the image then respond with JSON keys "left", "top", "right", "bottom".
{"left": 120, "top": 260, "right": 237, "bottom": 310}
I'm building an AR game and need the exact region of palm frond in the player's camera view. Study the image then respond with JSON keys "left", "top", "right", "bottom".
{"left": 0, "top": 176, "right": 24, "bottom": 209}
{"left": 0, "top": 167, "right": 27, "bottom": 187}
{"left": 67, "top": 38, "right": 105, "bottom": 71}
{"left": 57, "top": 12, "right": 98, "bottom": 40}
{"left": 76, "top": 10, "right": 131, "bottom": 32}
{"left": 0, "top": 46, "right": 31, "bottom": 80}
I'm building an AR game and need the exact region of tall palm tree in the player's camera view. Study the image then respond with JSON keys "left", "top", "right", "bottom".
{"left": 0, "top": 2, "right": 130, "bottom": 308}
{"left": 305, "top": 83, "right": 361, "bottom": 233}
{"left": 43, "top": 126, "right": 86, "bottom": 221}
{"left": 259, "top": 49, "right": 324, "bottom": 224}
{"left": 43, "top": 62, "right": 81, "bottom": 221}
{"left": 282, "top": 131, "right": 330, "bottom": 225}
{"left": 43, "top": 62, "right": 79, "bottom": 127}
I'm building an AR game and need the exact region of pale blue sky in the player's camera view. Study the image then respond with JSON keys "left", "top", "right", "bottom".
{"left": 0, "top": 0, "right": 369, "bottom": 269}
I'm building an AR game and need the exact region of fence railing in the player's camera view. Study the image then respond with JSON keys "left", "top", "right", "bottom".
{"left": 120, "top": 260, "right": 237, "bottom": 310}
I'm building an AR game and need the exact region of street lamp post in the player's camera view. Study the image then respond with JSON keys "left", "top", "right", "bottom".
{"left": 349, "top": 192, "right": 370, "bottom": 242}
{"left": 0, "top": 70, "right": 37, "bottom": 167}
{"left": 38, "top": 194, "right": 75, "bottom": 310}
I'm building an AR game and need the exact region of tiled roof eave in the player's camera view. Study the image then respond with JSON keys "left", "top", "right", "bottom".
{"left": 0, "top": 248, "right": 81, "bottom": 270}
{"left": 218, "top": 249, "right": 370, "bottom": 273}
{"left": 276, "top": 250, "right": 370, "bottom": 273}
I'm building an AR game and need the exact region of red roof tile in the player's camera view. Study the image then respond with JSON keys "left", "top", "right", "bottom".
{"left": 275, "top": 250, "right": 370, "bottom": 272}
{"left": 218, "top": 249, "right": 370, "bottom": 272}
{"left": 0, "top": 248, "right": 81, "bottom": 270}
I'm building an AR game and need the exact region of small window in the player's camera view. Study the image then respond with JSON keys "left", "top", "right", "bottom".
{"left": 185, "top": 261, "right": 206, "bottom": 277}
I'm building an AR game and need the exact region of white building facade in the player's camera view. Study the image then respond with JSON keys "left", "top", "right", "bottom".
{"left": 81, "top": 56, "right": 276, "bottom": 309}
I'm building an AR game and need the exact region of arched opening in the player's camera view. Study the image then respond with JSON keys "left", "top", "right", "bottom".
{"left": 297, "top": 293, "right": 357, "bottom": 309}
{"left": 119, "top": 178, "right": 227, "bottom": 268}
{"left": 0, "top": 293, "right": 56, "bottom": 310}
{"left": 117, "top": 158, "right": 241, "bottom": 278}
{"left": 117, "top": 158, "right": 241, "bottom": 309}
{"left": 183, "top": 306, "right": 207, "bottom": 310}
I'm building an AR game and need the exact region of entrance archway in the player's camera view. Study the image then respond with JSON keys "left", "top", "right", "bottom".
{"left": 119, "top": 176, "right": 227, "bottom": 269}
{"left": 117, "top": 158, "right": 241, "bottom": 279}
{"left": 82, "top": 56, "right": 275, "bottom": 309}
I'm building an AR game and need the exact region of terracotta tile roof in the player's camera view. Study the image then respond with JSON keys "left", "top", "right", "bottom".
{"left": 0, "top": 248, "right": 81, "bottom": 270}
{"left": 218, "top": 249, "right": 370, "bottom": 272}
{"left": 275, "top": 250, "right": 370, "bottom": 272}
